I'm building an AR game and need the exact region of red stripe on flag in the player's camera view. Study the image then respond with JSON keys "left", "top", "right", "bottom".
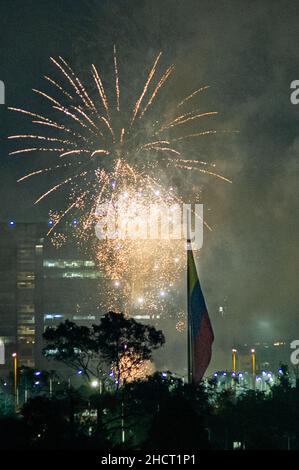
{"left": 193, "top": 311, "right": 214, "bottom": 382}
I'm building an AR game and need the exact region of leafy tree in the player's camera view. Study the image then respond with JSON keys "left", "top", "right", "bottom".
{"left": 43, "top": 312, "right": 165, "bottom": 385}
{"left": 43, "top": 320, "right": 98, "bottom": 380}
{"left": 93, "top": 312, "right": 165, "bottom": 384}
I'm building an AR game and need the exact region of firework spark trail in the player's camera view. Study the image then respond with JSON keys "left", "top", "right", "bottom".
{"left": 18, "top": 169, "right": 45, "bottom": 181}
{"left": 59, "top": 149, "right": 90, "bottom": 158}
{"left": 139, "top": 140, "right": 170, "bottom": 148}
{"left": 177, "top": 85, "right": 210, "bottom": 107}
{"left": 50, "top": 57, "right": 92, "bottom": 111}
{"left": 34, "top": 174, "right": 81, "bottom": 205}
{"left": 31, "top": 119, "right": 94, "bottom": 144}
{"left": 143, "top": 146, "right": 181, "bottom": 156}
{"left": 130, "top": 52, "right": 162, "bottom": 125}
{"left": 8, "top": 107, "right": 50, "bottom": 122}
{"left": 70, "top": 105, "right": 102, "bottom": 132}
{"left": 158, "top": 111, "right": 218, "bottom": 132}
{"left": 17, "top": 161, "right": 81, "bottom": 182}
{"left": 59, "top": 56, "right": 98, "bottom": 113}
{"left": 168, "top": 156, "right": 230, "bottom": 175}
{"left": 99, "top": 115, "right": 115, "bottom": 141}
{"left": 139, "top": 64, "right": 174, "bottom": 118}
{"left": 172, "top": 163, "right": 232, "bottom": 183}
{"left": 91, "top": 149, "right": 110, "bottom": 157}
{"left": 8, "top": 134, "right": 75, "bottom": 145}
{"left": 157, "top": 108, "right": 203, "bottom": 132}
{"left": 47, "top": 190, "right": 89, "bottom": 236}
{"left": 9, "top": 147, "right": 67, "bottom": 156}
{"left": 44, "top": 75, "right": 74, "bottom": 101}
{"left": 113, "top": 45, "right": 120, "bottom": 112}
{"left": 52, "top": 105, "right": 99, "bottom": 137}
{"left": 172, "top": 129, "right": 239, "bottom": 142}
{"left": 9, "top": 107, "right": 94, "bottom": 144}
{"left": 120, "top": 127, "right": 125, "bottom": 144}
{"left": 32, "top": 88, "right": 64, "bottom": 112}
{"left": 92, "top": 64, "right": 110, "bottom": 116}
{"left": 168, "top": 157, "right": 216, "bottom": 167}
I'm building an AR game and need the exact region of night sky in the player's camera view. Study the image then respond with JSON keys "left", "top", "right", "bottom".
{"left": 0, "top": 0, "right": 298, "bottom": 371}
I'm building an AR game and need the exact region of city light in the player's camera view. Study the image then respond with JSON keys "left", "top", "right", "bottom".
{"left": 8, "top": 220, "right": 16, "bottom": 227}
{"left": 90, "top": 379, "right": 99, "bottom": 388}
{"left": 34, "top": 371, "right": 41, "bottom": 376}
{"left": 47, "top": 219, "right": 54, "bottom": 226}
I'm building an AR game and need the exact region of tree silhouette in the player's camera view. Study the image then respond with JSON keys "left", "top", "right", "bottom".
{"left": 43, "top": 312, "right": 165, "bottom": 384}
{"left": 93, "top": 311, "right": 165, "bottom": 384}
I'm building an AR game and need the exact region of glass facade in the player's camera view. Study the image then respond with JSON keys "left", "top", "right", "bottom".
{"left": 0, "top": 223, "right": 44, "bottom": 372}
{"left": 0, "top": 222, "right": 109, "bottom": 374}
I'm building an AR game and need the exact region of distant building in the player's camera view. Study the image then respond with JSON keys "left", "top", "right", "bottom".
{"left": 234, "top": 341, "right": 290, "bottom": 373}
{"left": 36, "top": 244, "right": 107, "bottom": 370}
{"left": 0, "top": 221, "right": 108, "bottom": 376}
{"left": 0, "top": 222, "right": 44, "bottom": 372}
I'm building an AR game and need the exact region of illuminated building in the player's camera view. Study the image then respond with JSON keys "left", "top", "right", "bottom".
{"left": 36, "top": 245, "right": 107, "bottom": 370}
{"left": 0, "top": 222, "right": 44, "bottom": 372}
{"left": 0, "top": 221, "right": 107, "bottom": 375}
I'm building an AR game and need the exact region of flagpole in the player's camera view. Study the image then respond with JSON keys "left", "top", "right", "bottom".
{"left": 187, "top": 254, "right": 193, "bottom": 384}
{"left": 187, "top": 210, "right": 193, "bottom": 384}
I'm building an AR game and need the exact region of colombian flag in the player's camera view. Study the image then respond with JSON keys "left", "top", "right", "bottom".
{"left": 188, "top": 248, "right": 214, "bottom": 382}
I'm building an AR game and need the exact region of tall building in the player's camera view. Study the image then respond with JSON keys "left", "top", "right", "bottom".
{"left": 0, "top": 221, "right": 108, "bottom": 376}
{"left": 0, "top": 222, "right": 44, "bottom": 373}
{"left": 36, "top": 243, "right": 107, "bottom": 370}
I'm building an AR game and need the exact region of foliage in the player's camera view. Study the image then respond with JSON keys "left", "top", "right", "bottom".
{"left": 43, "top": 312, "right": 165, "bottom": 384}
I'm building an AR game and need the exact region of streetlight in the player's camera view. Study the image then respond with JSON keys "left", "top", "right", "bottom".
{"left": 91, "top": 379, "right": 103, "bottom": 394}
{"left": 232, "top": 349, "right": 237, "bottom": 373}
{"left": 251, "top": 348, "right": 256, "bottom": 389}
{"left": 12, "top": 353, "right": 18, "bottom": 408}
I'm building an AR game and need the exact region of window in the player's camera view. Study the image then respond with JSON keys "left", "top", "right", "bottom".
{"left": 18, "top": 315, "right": 35, "bottom": 324}
{"left": 17, "top": 326, "right": 35, "bottom": 336}
{"left": 18, "top": 304, "right": 34, "bottom": 313}
{"left": 17, "top": 281, "right": 34, "bottom": 289}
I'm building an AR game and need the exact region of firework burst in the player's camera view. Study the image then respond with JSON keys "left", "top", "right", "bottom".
{"left": 9, "top": 49, "right": 232, "bottom": 314}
